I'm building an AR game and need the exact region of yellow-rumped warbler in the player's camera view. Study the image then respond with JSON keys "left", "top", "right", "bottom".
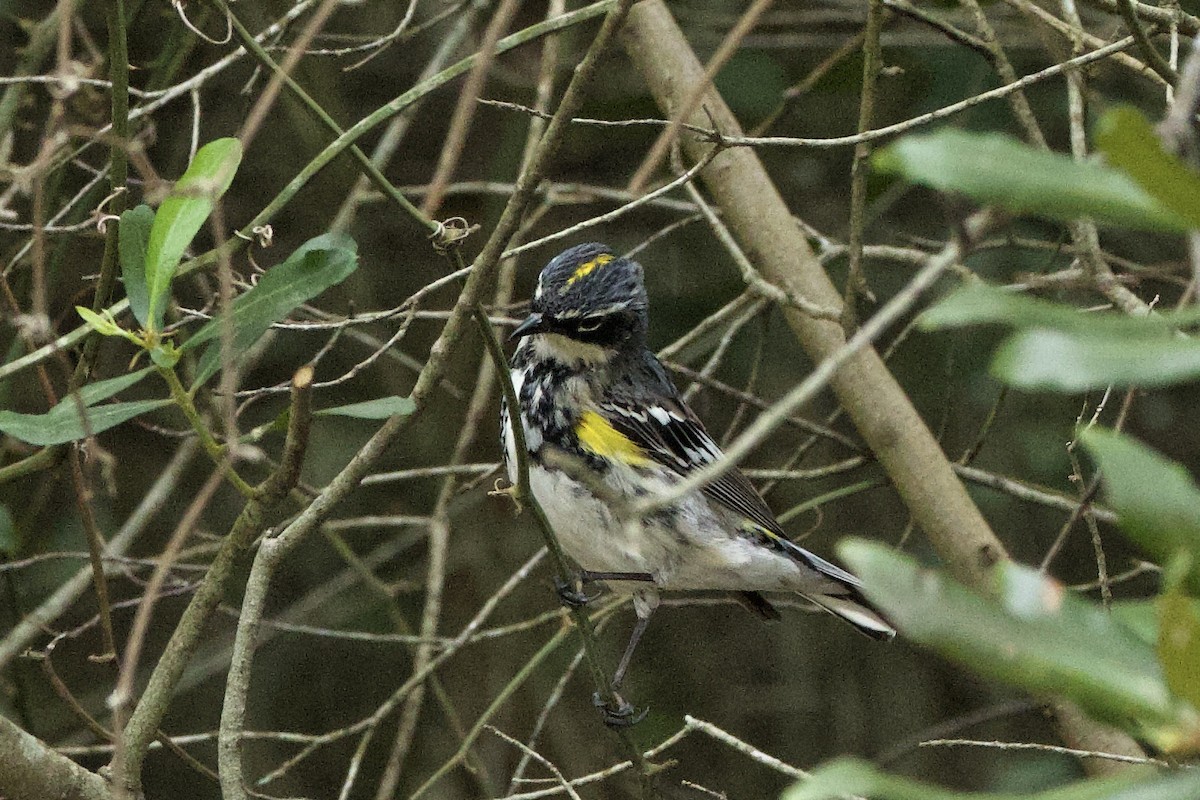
{"left": 501, "top": 243, "right": 893, "bottom": 720}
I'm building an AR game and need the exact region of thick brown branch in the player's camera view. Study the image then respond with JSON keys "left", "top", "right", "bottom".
{"left": 619, "top": 0, "right": 1145, "bottom": 769}
{"left": 0, "top": 713, "right": 111, "bottom": 800}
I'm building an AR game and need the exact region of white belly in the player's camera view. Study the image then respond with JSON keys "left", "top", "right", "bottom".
{"left": 528, "top": 462, "right": 670, "bottom": 576}
{"left": 519, "top": 465, "right": 815, "bottom": 595}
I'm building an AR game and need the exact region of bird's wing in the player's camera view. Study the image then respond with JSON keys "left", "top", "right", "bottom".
{"left": 597, "top": 393, "right": 787, "bottom": 538}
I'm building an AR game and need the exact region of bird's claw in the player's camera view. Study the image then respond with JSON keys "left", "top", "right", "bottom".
{"left": 593, "top": 691, "right": 648, "bottom": 728}
{"left": 554, "top": 575, "right": 598, "bottom": 608}
{"left": 488, "top": 480, "right": 523, "bottom": 513}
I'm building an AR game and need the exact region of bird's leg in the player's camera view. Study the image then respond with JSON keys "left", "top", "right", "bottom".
{"left": 554, "top": 570, "right": 654, "bottom": 609}
{"left": 593, "top": 607, "right": 654, "bottom": 728}
{"left": 611, "top": 612, "right": 651, "bottom": 691}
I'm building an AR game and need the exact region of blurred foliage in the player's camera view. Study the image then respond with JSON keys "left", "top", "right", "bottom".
{"left": 875, "top": 120, "right": 1191, "bottom": 233}
{"left": 813, "top": 115, "right": 1200, "bottom": 793}
{"left": 1082, "top": 429, "right": 1200, "bottom": 595}
{"left": 920, "top": 283, "right": 1200, "bottom": 390}
{"left": 842, "top": 541, "right": 1196, "bottom": 750}
{"left": 786, "top": 758, "right": 1200, "bottom": 800}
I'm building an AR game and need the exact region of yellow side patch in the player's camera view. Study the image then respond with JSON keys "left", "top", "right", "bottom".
{"left": 575, "top": 410, "right": 651, "bottom": 466}
{"left": 563, "top": 253, "right": 614, "bottom": 289}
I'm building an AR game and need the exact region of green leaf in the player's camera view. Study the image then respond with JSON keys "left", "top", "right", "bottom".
{"left": 921, "top": 284, "right": 1200, "bottom": 391}
{"left": 992, "top": 329, "right": 1200, "bottom": 391}
{"left": 1079, "top": 428, "right": 1200, "bottom": 595}
{"left": 76, "top": 305, "right": 126, "bottom": 338}
{"left": 838, "top": 540, "right": 1188, "bottom": 745}
{"left": 1111, "top": 598, "right": 1200, "bottom": 640}
{"left": 0, "top": 399, "right": 169, "bottom": 446}
{"left": 1159, "top": 590, "right": 1200, "bottom": 713}
{"left": 785, "top": 757, "right": 1200, "bottom": 800}
{"left": 1096, "top": 106, "right": 1200, "bottom": 228}
{"left": 919, "top": 282, "right": 1072, "bottom": 331}
{"left": 186, "top": 233, "right": 358, "bottom": 387}
{"left": 68, "top": 367, "right": 156, "bottom": 405}
{"left": 118, "top": 204, "right": 154, "bottom": 328}
{"left": 315, "top": 396, "right": 415, "bottom": 420}
{"left": 1118, "top": 595, "right": 1200, "bottom": 716}
{"left": 143, "top": 138, "right": 243, "bottom": 331}
{"left": 76, "top": 306, "right": 147, "bottom": 349}
{"left": 874, "top": 129, "right": 1191, "bottom": 232}
{"left": 0, "top": 367, "right": 160, "bottom": 445}
{"left": 920, "top": 283, "right": 1200, "bottom": 335}
{"left": 1113, "top": 600, "right": 1164, "bottom": 647}
{"left": 1102, "top": 772, "right": 1200, "bottom": 800}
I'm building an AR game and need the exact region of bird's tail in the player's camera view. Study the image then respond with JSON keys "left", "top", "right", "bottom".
{"left": 774, "top": 536, "right": 896, "bottom": 640}
{"left": 806, "top": 591, "right": 896, "bottom": 640}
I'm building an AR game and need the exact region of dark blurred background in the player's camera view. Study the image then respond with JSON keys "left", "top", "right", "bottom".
{"left": 0, "top": 0, "right": 1192, "bottom": 797}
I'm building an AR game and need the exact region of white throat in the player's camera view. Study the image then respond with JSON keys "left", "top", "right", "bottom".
{"left": 526, "top": 332, "right": 612, "bottom": 367}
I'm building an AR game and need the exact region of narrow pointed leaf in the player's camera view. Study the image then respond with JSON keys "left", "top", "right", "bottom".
{"left": 874, "top": 129, "right": 1191, "bottom": 232}
{"left": 838, "top": 540, "right": 1186, "bottom": 741}
{"left": 921, "top": 283, "right": 1200, "bottom": 334}
{"left": 76, "top": 306, "right": 125, "bottom": 338}
{"left": 1097, "top": 106, "right": 1200, "bottom": 227}
{"left": 0, "top": 368, "right": 159, "bottom": 445}
{"left": 144, "top": 138, "right": 242, "bottom": 331}
{"left": 921, "top": 284, "right": 1200, "bottom": 390}
{"left": 785, "top": 757, "right": 1200, "bottom": 800}
{"left": 186, "top": 233, "right": 358, "bottom": 387}
{"left": 1080, "top": 428, "right": 1200, "bottom": 594}
{"left": 118, "top": 204, "right": 154, "bottom": 327}
{"left": 992, "top": 328, "right": 1200, "bottom": 391}
{"left": 0, "top": 399, "right": 169, "bottom": 445}
{"left": 65, "top": 367, "right": 156, "bottom": 406}
{"left": 314, "top": 396, "right": 415, "bottom": 420}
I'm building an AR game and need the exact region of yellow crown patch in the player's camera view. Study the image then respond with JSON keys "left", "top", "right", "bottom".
{"left": 563, "top": 253, "right": 614, "bottom": 291}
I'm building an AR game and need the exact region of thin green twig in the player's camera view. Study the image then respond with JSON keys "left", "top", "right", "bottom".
{"left": 70, "top": 0, "right": 130, "bottom": 388}
{"left": 842, "top": 0, "right": 885, "bottom": 325}
{"left": 157, "top": 366, "right": 255, "bottom": 497}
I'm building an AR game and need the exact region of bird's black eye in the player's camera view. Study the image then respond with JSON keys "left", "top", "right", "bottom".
{"left": 576, "top": 317, "right": 604, "bottom": 333}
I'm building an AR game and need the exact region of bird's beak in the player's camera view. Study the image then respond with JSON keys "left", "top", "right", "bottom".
{"left": 509, "top": 312, "right": 547, "bottom": 341}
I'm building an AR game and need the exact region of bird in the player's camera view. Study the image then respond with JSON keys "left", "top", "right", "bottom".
{"left": 500, "top": 242, "right": 894, "bottom": 723}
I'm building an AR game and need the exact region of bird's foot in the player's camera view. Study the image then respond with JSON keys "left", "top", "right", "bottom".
{"left": 554, "top": 575, "right": 599, "bottom": 608}
{"left": 488, "top": 480, "right": 523, "bottom": 513}
{"left": 554, "top": 570, "right": 653, "bottom": 609}
{"left": 593, "top": 691, "right": 648, "bottom": 728}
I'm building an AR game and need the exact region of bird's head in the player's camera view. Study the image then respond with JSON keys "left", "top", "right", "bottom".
{"left": 510, "top": 243, "right": 649, "bottom": 362}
